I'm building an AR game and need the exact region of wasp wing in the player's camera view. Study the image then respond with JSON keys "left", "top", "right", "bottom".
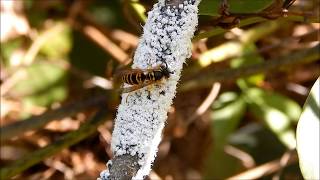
{"left": 119, "top": 80, "right": 157, "bottom": 94}
{"left": 113, "top": 68, "right": 143, "bottom": 87}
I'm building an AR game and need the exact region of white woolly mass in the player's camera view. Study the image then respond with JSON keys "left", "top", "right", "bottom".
{"left": 99, "top": 0, "right": 199, "bottom": 179}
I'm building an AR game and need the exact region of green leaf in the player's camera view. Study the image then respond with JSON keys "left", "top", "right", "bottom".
{"left": 211, "top": 92, "right": 247, "bottom": 146}
{"left": 296, "top": 78, "right": 320, "bottom": 180}
{"left": 1, "top": 38, "right": 23, "bottom": 66}
{"left": 130, "top": 0, "right": 147, "bottom": 22}
{"left": 247, "top": 87, "right": 302, "bottom": 121}
{"left": 246, "top": 88, "right": 300, "bottom": 149}
{"left": 12, "top": 62, "right": 68, "bottom": 108}
{"left": 204, "top": 92, "right": 246, "bottom": 179}
{"left": 40, "top": 23, "right": 72, "bottom": 59}
{"left": 199, "top": 0, "right": 275, "bottom": 16}
{"left": 230, "top": 44, "right": 265, "bottom": 89}
{"left": 211, "top": 91, "right": 238, "bottom": 109}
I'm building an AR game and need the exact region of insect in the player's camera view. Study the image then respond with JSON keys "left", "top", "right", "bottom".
{"left": 114, "top": 63, "right": 172, "bottom": 94}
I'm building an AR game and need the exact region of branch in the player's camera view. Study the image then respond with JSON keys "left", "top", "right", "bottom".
{"left": 227, "top": 150, "right": 297, "bottom": 180}
{"left": 197, "top": 19, "right": 284, "bottom": 67}
{"left": 0, "top": 108, "right": 109, "bottom": 180}
{"left": 67, "top": 0, "right": 131, "bottom": 64}
{"left": 193, "top": 17, "right": 266, "bottom": 41}
{"left": 180, "top": 44, "right": 320, "bottom": 91}
{"left": 185, "top": 83, "right": 221, "bottom": 125}
{"left": 193, "top": 16, "right": 319, "bottom": 41}
{"left": 80, "top": 25, "right": 130, "bottom": 64}
{"left": 99, "top": 0, "right": 200, "bottom": 179}
{"left": 23, "top": 23, "right": 66, "bottom": 65}
{"left": 0, "top": 95, "right": 107, "bottom": 142}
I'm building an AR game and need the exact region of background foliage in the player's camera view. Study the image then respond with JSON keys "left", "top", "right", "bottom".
{"left": 0, "top": 0, "right": 319, "bottom": 179}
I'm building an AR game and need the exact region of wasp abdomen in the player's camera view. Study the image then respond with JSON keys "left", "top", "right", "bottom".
{"left": 122, "top": 72, "right": 146, "bottom": 85}
{"left": 116, "top": 64, "right": 172, "bottom": 94}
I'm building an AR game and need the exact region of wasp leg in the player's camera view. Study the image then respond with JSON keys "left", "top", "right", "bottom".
{"left": 126, "top": 92, "right": 131, "bottom": 103}
{"left": 121, "top": 79, "right": 169, "bottom": 102}
{"left": 121, "top": 85, "right": 142, "bottom": 103}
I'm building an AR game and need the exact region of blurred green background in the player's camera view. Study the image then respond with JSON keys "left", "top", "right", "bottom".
{"left": 0, "top": 0, "right": 319, "bottom": 179}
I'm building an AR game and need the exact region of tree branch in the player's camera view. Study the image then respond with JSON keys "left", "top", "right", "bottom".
{"left": 98, "top": 0, "right": 200, "bottom": 179}
{"left": 0, "top": 108, "right": 109, "bottom": 180}
{"left": 180, "top": 44, "right": 320, "bottom": 91}
{"left": 0, "top": 95, "right": 107, "bottom": 142}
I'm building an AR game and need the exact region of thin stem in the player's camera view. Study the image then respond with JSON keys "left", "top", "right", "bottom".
{"left": 180, "top": 44, "right": 320, "bottom": 91}
{"left": 227, "top": 150, "right": 297, "bottom": 180}
{"left": 185, "top": 83, "right": 221, "bottom": 126}
{"left": 0, "top": 95, "right": 107, "bottom": 141}
{"left": 0, "top": 108, "right": 109, "bottom": 180}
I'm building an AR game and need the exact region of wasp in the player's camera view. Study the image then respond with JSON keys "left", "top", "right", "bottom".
{"left": 114, "top": 63, "right": 172, "bottom": 94}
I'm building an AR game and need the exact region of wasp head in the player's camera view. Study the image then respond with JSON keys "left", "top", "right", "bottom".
{"left": 160, "top": 63, "right": 173, "bottom": 79}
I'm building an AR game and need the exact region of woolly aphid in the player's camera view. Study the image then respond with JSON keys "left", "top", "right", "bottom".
{"left": 99, "top": 0, "right": 199, "bottom": 179}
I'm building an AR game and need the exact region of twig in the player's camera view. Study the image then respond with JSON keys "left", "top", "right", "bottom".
{"left": 81, "top": 25, "right": 130, "bottom": 64}
{"left": 225, "top": 145, "right": 255, "bottom": 169}
{"left": 0, "top": 108, "right": 109, "bottom": 180}
{"left": 44, "top": 159, "right": 74, "bottom": 179}
{"left": 79, "top": 11, "right": 139, "bottom": 48}
{"left": 0, "top": 95, "right": 107, "bottom": 142}
{"left": 196, "top": 27, "right": 318, "bottom": 67}
{"left": 251, "top": 29, "right": 319, "bottom": 57}
{"left": 197, "top": 19, "right": 285, "bottom": 67}
{"left": 23, "top": 23, "right": 66, "bottom": 65}
{"left": 193, "top": 14, "right": 318, "bottom": 41}
{"left": 272, "top": 150, "right": 296, "bottom": 180}
{"left": 0, "top": 69, "right": 26, "bottom": 96}
{"left": 66, "top": 1, "right": 131, "bottom": 65}
{"left": 193, "top": 17, "right": 266, "bottom": 41}
{"left": 110, "top": 30, "right": 139, "bottom": 47}
{"left": 227, "top": 150, "right": 297, "bottom": 180}
{"left": 180, "top": 44, "right": 320, "bottom": 91}
{"left": 185, "top": 83, "right": 221, "bottom": 126}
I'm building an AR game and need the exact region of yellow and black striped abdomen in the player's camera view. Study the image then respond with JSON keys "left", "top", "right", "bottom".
{"left": 117, "top": 65, "right": 171, "bottom": 94}
{"left": 146, "top": 72, "right": 155, "bottom": 81}
{"left": 122, "top": 72, "right": 146, "bottom": 85}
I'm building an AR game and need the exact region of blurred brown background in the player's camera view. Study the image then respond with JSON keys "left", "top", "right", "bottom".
{"left": 0, "top": 0, "right": 319, "bottom": 179}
